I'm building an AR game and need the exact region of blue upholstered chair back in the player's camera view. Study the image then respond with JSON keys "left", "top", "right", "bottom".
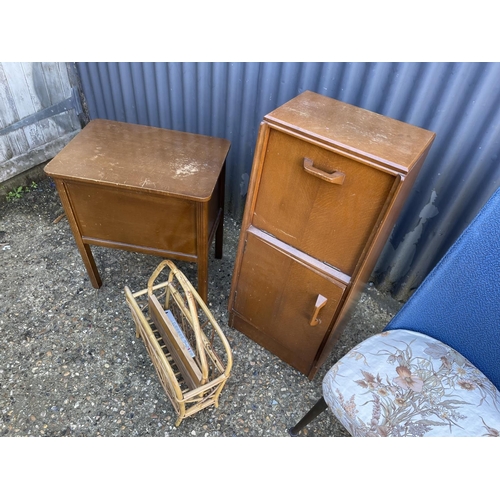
{"left": 386, "top": 187, "right": 500, "bottom": 390}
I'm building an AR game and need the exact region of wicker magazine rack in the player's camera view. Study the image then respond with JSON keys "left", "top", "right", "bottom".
{"left": 124, "top": 260, "right": 233, "bottom": 426}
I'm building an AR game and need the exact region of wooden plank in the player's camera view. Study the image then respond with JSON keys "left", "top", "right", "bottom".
{"left": 40, "top": 62, "right": 77, "bottom": 135}
{"left": 1, "top": 62, "right": 45, "bottom": 149}
{"left": 0, "top": 130, "right": 79, "bottom": 183}
{"left": 0, "top": 63, "right": 29, "bottom": 160}
{"left": 55, "top": 62, "right": 81, "bottom": 131}
{"left": 22, "top": 62, "right": 61, "bottom": 143}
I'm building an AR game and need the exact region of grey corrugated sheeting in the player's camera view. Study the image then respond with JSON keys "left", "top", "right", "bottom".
{"left": 75, "top": 62, "right": 500, "bottom": 300}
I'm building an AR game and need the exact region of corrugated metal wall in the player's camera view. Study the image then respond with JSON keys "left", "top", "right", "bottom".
{"left": 75, "top": 62, "right": 500, "bottom": 300}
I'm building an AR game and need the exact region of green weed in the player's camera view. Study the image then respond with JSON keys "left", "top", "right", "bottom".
{"left": 6, "top": 181, "right": 38, "bottom": 202}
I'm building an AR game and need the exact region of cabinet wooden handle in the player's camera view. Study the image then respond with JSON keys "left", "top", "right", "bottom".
{"left": 310, "top": 294, "right": 328, "bottom": 326}
{"left": 303, "top": 158, "right": 345, "bottom": 185}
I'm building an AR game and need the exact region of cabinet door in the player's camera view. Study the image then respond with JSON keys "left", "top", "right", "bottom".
{"left": 253, "top": 128, "right": 397, "bottom": 275}
{"left": 232, "top": 230, "right": 346, "bottom": 375}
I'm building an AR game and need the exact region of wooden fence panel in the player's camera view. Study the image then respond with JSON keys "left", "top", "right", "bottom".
{"left": 0, "top": 62, "right": 85, "bottom": 184}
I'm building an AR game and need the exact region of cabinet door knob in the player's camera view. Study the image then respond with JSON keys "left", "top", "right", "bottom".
{"left": 303, "top": 157, "right": 345, "bottom": 185}
{"left": 310, "top": 294, "right": 328, "bottom": 326}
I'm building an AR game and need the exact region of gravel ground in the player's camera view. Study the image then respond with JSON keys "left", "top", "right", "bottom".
{"left": 0, "top": 175, "right": 402, "bottom": 438}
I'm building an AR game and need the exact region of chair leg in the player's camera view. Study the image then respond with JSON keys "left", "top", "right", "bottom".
{"left": 288, "top": 396, "right": 328, "bottom": 436}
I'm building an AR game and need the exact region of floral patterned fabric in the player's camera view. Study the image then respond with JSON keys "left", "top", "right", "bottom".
{"left": 323, "top": 329, "right": 500, "bottom": 437}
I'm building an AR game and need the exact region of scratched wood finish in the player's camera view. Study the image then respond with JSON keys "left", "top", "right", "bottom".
{"left": 264, "top": 91, "right": 434, "bottom": 173}
{"left": 229, "top": 91, "right": 435, "bottom": 378}
{"left": 45, "top": 119, "right": 230, "bottom": 303}
{"left": 45, "top": 119, "right": 230, "bottom": 200}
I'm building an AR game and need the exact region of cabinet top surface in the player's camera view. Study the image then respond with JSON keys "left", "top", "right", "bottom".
{"left": 265, "top": 91, "right": 435, "bottom": 170}
{"left": 44, "top": 119, "right": 231, "bottom": 200}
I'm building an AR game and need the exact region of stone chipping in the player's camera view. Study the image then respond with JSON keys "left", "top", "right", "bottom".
{"left": 0, "top": 176, "right": 402, "bottom": 437}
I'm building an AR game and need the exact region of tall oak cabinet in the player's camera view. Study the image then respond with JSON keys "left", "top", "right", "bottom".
{"left": 228, "top": 91, "right": 435, "bottom": 379}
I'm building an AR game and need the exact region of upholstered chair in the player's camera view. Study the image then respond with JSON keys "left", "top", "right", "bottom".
{"left": 290, "top": 187, "right": 500, "bottom": 437}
